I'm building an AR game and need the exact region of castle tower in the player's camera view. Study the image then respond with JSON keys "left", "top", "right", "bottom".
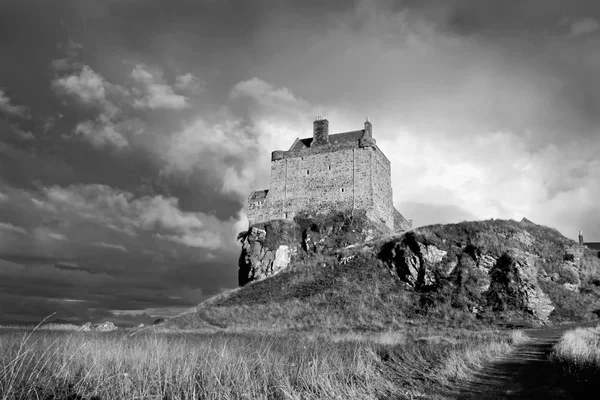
{"left": 579, "top": 230, "right": 584, "bottom": 245}
{"left": 247, "top": 118, "right": 412, "bottom": 232}
{"left": 311, "top": 117, "right": 329, "bottom": 147}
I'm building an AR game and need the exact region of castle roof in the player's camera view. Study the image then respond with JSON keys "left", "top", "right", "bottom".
{"left": 289, "top": 130, "right": 365, "bottom": 151}
{"left": 586, "top": 242, "right": 600, "bottom": 251}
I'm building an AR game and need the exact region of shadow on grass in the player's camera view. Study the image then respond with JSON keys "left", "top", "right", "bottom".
{"left": 443, "top": 323, "right": 600, "bottom": 400}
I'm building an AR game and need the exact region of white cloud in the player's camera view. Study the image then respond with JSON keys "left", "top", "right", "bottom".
{"left": 48, "top": 232, "right": 69, "bottom": 241}
{"left": 74, "top": 114, "right": 129, "bottom": 150}
{"left": 43, "top": 184, "right": 239, "bottom": 250}
{"left": 175, "top": 73, "right": 204, "bottom": 91}
{"left": 161, "top": 78, "right": 323, "bottom": 202}
{"left": 53, "top": 66, "right": 108, "bottom": 103}
{"left": 231, "top": 77, "right": 311, "bottom": 116}
{"left": 0, "top": 222, "right": 27, "bottom": 235}
{"left": 132, "top": 64, "right": 188, "bottom": 109}
{"left": 94, "top": 242, "right": 127, "bottom": 252}
{"left": 0, "top": 89, "right": 26, "bottom": 117}
{"left": 569, "top": 17, "right": 600, "bottom": 37}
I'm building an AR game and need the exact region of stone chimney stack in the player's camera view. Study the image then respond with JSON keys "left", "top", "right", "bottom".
{"left": 579, "top": 230, "right": 584, "bottom": 245}
{"left": 311, "top": 117, "right": 329, "bottom": 147}
{"left": 364, "top": 117, "right": 372, "bottom": 139}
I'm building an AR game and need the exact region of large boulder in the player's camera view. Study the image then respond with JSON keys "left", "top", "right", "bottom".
{"left": 79, "top": 322, "right": 92, "bottom": 332}
{"left": 95, "top": 321, "right": 117, "bottom": 332}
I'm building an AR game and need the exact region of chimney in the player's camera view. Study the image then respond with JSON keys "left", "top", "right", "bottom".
{"left": 364, "top": 117, "right": 372, "bottom": 139}
{"left": 579, "top": 230, "right": 584, "bottom": 245}
{"left": 311, "top": 117, "right": 329, "bottom": 147}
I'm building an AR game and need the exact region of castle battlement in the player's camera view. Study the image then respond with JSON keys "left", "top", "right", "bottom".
{"left": 248, "top": 118, "right": 412, "bottom": 232}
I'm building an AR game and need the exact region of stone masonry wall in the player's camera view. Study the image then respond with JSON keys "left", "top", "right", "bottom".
{"left": 248, "top": 143, "right": 397, "bottom": 232}
{"left": 369, "top": 146, "right": 393, "bottom": 230}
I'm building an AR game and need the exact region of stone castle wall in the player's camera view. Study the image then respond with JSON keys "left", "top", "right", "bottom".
{"left": 248, "top": 143, "right": 398, "bottom": 232}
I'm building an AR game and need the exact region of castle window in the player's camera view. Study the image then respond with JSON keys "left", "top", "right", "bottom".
{"left": 306, "top": 170, "right": 310, "bottom": 175}
{"left": 340, "top": 188, "right": 345, "bottom": 193}
{"left": 284, "top": 212, "right": 289, "bottom": 218}
{"left": 328, "top": 165, "right": 331, "bottom": 170}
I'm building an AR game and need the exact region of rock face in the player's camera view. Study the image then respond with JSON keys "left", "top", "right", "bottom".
{"left": 485, "top": 251, "right": 554, "bottom": 321}
{"left": 372, "top": 220, "right": 600, "bottom": 322}
{"left": 238, "top": 223, "right": 300, "bottom": 286}
{"left": 238, "top": 211, "right": 381, "bottom": 286}
{"left": 79, "top": 322, "right": 92, "bottom": 332}
{"left": 236, "top": 215, "right": 600, "bottom": 323}
{"left": 95, "top": 321, "right": 117, "bottom": 332}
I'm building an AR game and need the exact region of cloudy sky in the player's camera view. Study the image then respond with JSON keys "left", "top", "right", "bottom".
{"left": 1, "top": 0, "right": 600, "bottom": 325}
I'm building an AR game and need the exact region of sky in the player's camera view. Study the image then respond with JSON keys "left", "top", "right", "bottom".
{"left": 1, "top": 0, "right": 600, "bottom": 325}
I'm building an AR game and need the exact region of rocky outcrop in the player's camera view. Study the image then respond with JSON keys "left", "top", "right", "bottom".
{"left": 79, "top": 322, "right": 92, "bottom": 332}
{"left": 485, "top": 251, "right": 554, "bottom": 321}
{"left": 238, "top": 211, "right": 384, "bottom": 286}
{"left": 238, "top": 223, "right": 301, "bottom": 286}
{"left": 78, "top": 321, "right": 118, "bottom": 332}
{"left": 95, "top": 321, "right": 117, "bottom": 332}
{"left": 236, "top": 215, "right": 600, "bottom": 323}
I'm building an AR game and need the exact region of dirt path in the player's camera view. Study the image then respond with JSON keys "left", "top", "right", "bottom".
{"left": 448, "top": 321, "right": 599, "bottom": 399}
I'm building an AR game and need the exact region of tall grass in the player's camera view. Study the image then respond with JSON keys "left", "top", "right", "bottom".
{"left": 550, "top": 326, "right": 600, "bottom": 371}
{"left": 0, "top": 328, "right": 524, "bottom": 400}
{"left": 549, "top": 325, "right": 600, "bottom": 395}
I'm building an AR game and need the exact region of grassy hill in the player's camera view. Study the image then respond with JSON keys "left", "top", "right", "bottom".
{"left": 165, "top": 218, "right": 600, "bottom": 332}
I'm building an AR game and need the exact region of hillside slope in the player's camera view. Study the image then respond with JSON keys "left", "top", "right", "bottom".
{"left": 166, "top": 216, "right": 600, "bottom": 332}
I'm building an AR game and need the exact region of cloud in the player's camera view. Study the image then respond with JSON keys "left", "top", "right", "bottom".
{"left": 93, "top": 241, "right": 127, "bottom": 252}
{"left": 0, "top": 89, "right": 27, "bottom": 117}
{"left": 52, "top": 64, "right": 143, "bottom": 150}
{"left": 0, "top": 119, "right": 35, "bottom": 141}
{"left": 175, "top": 73, "right": 204, "bottom": 91}
{"left": 160, "top": 77, "right": 322, "bottom": 205}
{"left": 48, "top": 232, "right": 68, "bottom": 241}
{"left": 0, "top": 222, "right": 28, "bottom": 235}
{"left": 51, "top": 39, "right": 84, "bottom": 71}
{"left": 74, "top": 114, "right": 129, "bottom": 150}
{"left": 43, "top": 183, "right": 238, "bottom": 250}
{"left": 52, "top": 66, "right": 108, "bottom": 104}
{"left": 132, "top": 64, "right": 188, "bottom": 109}
{"left": 568, "top": 17, "right": 600, "bottom": 37}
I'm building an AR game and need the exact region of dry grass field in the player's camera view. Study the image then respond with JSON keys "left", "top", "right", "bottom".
{"left": 0, "top": 326, "right": 526, "bottom": 400}
{"left": 549, "top": 325, "right": 600, "bottom": 391}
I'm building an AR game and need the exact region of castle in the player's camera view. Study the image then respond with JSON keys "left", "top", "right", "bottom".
{"left": 247, "top": 118, "right": 412, "bottom": 233}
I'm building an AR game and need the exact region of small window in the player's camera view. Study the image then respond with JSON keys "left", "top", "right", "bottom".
{"left": 284, "top": 212, "right": 289, "bottom": 218}
{"left": 340, "top": 188, "right": 345, "bottom": 193}
{"left": 328, "top": 165, "right": 331, "bottom": 170}
{"left": 306, "top": 170, "right": 310, "bottom": 175}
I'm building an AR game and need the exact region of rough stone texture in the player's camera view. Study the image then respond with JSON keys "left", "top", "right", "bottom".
{"left": 95, "top": 321, "right": 117, "bottom": 332}
{"left": 238, "top": 226, "right": 300, "bottom": 286}
{"left": 238, "top": 211, "right": 385, "bottom": 286}
{"left": 486, "top": 251, "right": 554, "bottom": 322}
{"left": 79, "top": 322, "right": 92, "bottom": 332}
{"left": 371, "top": 223, "right": 593, "bottom": 323}
{"left": 378, "top": 235, "right": 448, "bottom": 288}
{"left": 247, "top": 119, "right": 411, "bottom": 233}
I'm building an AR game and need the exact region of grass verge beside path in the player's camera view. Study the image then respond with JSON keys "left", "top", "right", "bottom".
{"left": 0, "top": 328, "right": 526, "bottom": 400}
{"left": 549, "top": 325, "right": 600, "bottom": 394}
